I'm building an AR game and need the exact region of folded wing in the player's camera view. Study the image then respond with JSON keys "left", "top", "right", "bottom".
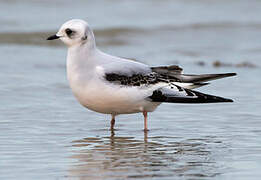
{"left": 151, "top": 65, "right": 236, "bottom": 89}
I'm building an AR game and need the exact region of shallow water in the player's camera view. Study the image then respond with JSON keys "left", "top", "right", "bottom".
{"left": 1, "top": 0, "right": 261, "bottom": 179}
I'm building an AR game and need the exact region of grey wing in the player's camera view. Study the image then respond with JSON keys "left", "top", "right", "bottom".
{"left": 102, "top": 59, "right": 235, "bottom": 103}
{"left": 104, "top": 63, "right": 236, "bottom": 88}
{"left": 102, "top": 61, "right": 235, "bottom": 103}
{"left": 104, "top": 72, "right": 234, "bottom": 103}
{"left": 102, "top": 57, "right": 160, "bottom": 86}
{"left": 151, "top": 65, "right": 236, "bottom": 88}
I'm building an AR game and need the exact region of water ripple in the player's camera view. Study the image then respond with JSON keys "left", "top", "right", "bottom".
{"left": 69, "top": 132, "right": 227, "bottom": 179}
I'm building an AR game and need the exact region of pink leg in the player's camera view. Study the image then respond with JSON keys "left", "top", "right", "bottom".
{"left": 143, "top": 111, "right": 148, "bottom": 131}
{"left": 111, "top": 115, "right": 115, "bottom": 130}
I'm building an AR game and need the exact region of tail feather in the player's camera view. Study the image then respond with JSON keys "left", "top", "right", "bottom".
{"left": 174, "top": 73, "right": 237, "bottom": 83}
{"left": 151, "top": 65, "right": 237, "bottom": 83}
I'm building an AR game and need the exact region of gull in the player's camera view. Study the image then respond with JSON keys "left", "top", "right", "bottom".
{"left": 47, "top": 19, "right": 236, "bottom": 131}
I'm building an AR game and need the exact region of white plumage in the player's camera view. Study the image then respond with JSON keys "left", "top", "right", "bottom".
{"left": 47, "top": 19, "right": 236, "bottom": 131}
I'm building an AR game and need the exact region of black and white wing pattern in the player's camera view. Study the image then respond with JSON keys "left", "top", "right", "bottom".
{"left": 104, "top": 72, "right": 159, "bottom": 86}
{"left": 104, "top": 64, "right": 235, "bottom": 103}
{"left": 148, "top": 84, "right": 233, "bottom": 103}
{"left": 104, "top": 64, "right": 236, "bottom": 87}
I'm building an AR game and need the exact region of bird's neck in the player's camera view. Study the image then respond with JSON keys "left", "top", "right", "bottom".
{"left": 66, "top": 45, "right": 98, "bottom": 89}
{"left": 67, "top": 44, "right": 98, "bottom": 69}
{"left": 66, "top": 32, "right": 101, "bottom": 73}
{"left": 66, "top": 39, "right": 103, "bottom": 78}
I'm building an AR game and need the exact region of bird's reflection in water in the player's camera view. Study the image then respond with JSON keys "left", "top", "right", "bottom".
{"left": 69, "top": 131, "right": 224, "bottom": 179}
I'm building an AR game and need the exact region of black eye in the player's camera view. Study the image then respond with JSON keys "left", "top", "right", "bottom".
{"left": 65, "top": 28, "right": 73, "bottom": 36}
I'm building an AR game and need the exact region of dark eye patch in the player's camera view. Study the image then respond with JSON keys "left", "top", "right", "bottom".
{"left": 65, "top": 28, "right": 74, "bottom": 36}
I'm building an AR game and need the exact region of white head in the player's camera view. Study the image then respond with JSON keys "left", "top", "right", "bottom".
{"left": 47, "top": 19, "right": 96, "bottom": 48}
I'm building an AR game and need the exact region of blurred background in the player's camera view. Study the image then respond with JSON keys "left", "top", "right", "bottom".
{"left": 1, "top": 0, "right": 261, "bottom": 179}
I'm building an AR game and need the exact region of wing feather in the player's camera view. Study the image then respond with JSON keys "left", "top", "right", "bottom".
{"left": 151, "top": 65, "right": 236, "bottom": 84}
{"left": 148, "top": 84, "right": 233, "bottom": 103}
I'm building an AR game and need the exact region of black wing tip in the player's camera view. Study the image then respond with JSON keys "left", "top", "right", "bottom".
{"left": 194, "top": 92, "right": 235, "bottom": 103}
{"left": 213, "top": 97, "right": 234, "bottom": 103}
{"left": 193, "top": 82, "right": 210, "bottom": 86}
{"left": 149, "top": 89, "right": 235, "bottom": 104}
{"left": 226, "top": 73, "right": 237, "bottom": 77}
{"left": 225, "top": 98, "right": 234, "bottom": 102}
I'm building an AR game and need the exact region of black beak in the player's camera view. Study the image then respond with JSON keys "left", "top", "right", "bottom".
{"left": 47, "top": 35, "right": 60, "bottom": 40}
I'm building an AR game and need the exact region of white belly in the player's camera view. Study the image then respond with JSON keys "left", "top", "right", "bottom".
{"left": 70, "top": 78, "right": 160, "bottom": 115}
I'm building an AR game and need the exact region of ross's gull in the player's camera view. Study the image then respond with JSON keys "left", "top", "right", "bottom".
{"left": 47, "top": 19, "right": 236, "bottom": 131}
